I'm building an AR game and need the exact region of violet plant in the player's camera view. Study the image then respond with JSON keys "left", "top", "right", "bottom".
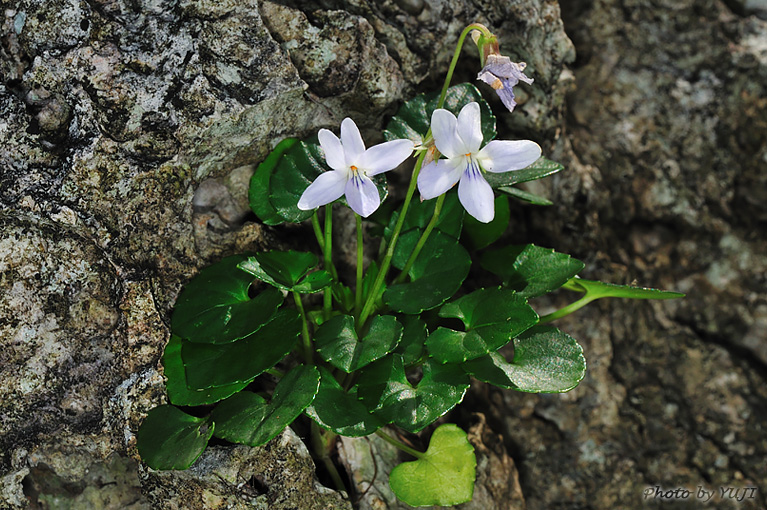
{"left": 137, "top": 23, "right": 683, "bottom": 507}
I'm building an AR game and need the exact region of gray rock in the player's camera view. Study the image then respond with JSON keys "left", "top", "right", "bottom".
{"left": 4, "top": 0, "right": 765, "bottom": 508}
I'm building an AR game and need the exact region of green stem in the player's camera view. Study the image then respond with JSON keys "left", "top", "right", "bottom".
{"left": 312, "top": 212, "right": 325, "bottom": 252}
{"left": 375, "top": 429, "right": 424, "bottom": 459}
{"left": 323, "top": 204, "right": 333, "bottom": 320}
{"left": 437, "top": 23, "right": 493, "bottom": 108}
{"left": 538, "top": 295, "right": 596, "bottom": 324}
{"left": 311, "top": 423, "right": 346, "bottom": 492}
{"left": 358, "top": 151, "right": 427, "bottom": 326}
{"left": 355, "top": 213, "right": 364, "bottom": 317}
{"left": 393, "top": 194, "right": 446, "bottom": 285}
{"left": 292, "top": 291, "right": 313, "bottom": 364}
{"left": 265, "top": 367, "right": 284, "bottom": 378}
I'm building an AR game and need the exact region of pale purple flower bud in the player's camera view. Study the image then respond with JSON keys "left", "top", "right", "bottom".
{"left": 477, "top": 54, "right": 534, "bottom": 112}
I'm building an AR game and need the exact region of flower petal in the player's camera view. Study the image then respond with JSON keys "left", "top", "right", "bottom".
{"left": 476, "top": 140, "right": 542, "bottom": 173}
{"left": 341, "top": 118, "right": 366, "bottom": 165}
{"left": 456, "top": 102, "right": 483, "bottom": 154}
{"left": 345, "top": 174, "right": 381, "bottom": 217}
{"left": 318, "top": 128, "right": 346, "bottom": 171}
{"left": 458, "top": 163, "right": 495, "bottom": 223}
{"left": 430, "top": 109, "right": 464, "bottom": 158}
{"left": 297, "top": 170, "right": 348, "bottom": 210}
{"left": 359, "top": 139, "right": 414, "bottom": 176}
{"left": 417, "top": 157, "right": 465, "bottom": 200}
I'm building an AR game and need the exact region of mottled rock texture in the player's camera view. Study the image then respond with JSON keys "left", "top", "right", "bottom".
{"left": 1, "top": 0, "right": 765, "bottom": 508}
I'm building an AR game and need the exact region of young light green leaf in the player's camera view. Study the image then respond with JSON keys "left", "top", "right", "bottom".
{"left": 181, "top": 308, "right": 300, "bottom": 390}
{"left": 497, "top": 186, "right": 553, "bottom": 206}
{"left": 137, "top": 405, "right": 214, "bottom": 470}
{"left": 563, "top": 277, "right": 686, "bottom": 300}
{"left": 250, "top": 138, "right": 299, "bottom": 225}
{"left": 171, "top": 255, "right": 283, "bottom": 344}
{"left": 238, "top": 251, "right": 332, "bottom": 294}
{"left": 210, "top": 365, "right": 320, "bottom": 447}
{"left": 463, "top": 325, "right": 586, "bottom": 393}
{"left": 384, "top": 230, "right": 471, "bottom": 314}
{"left": 163, "top": 335, "right": 249, "bottom": 406}
{"left": 426, "top": 288, "right": 539, "bottom": 364}
{"left": 481, "top": 245, "right": 585, "bottom": 298}
{"left": 383, "top": 83, "right": 496, "bottom": 146}
{"left": 305, "top": 366, "right": 384, "bottom": 437}
{"left": 357, "top": 355, "right": 469, "bottom": 433}
{"left": 462, "top": 195, "right": 510, "bottom": 250}
{"left": 315, "top": 315, "right": 403, "bottom": 373}
{"left": 483, "top": 156, "right": 563, "bottom": 189}
{"left": 389, "top": 424, "right": 476, "bottom": 507}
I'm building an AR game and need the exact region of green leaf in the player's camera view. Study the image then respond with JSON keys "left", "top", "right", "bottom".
{"left": 315, "top": 315, "right": 403, "bottom": 373}
{"left": 426, "top": 288, "right": 539, "bottom": 364}
{"left": 389, "top": 424, "right": 476, "bottom": 507}
{"left": 171, "top": 255, "right": 283, "bottom": 344}
{"left": 563, "top": 277, "right": 686, "bottom": 300}
{"left": 305, "top": 366, "right": 384, "bottom": 436}
{"left": 481, "top": 245, "right": 585, "bottom": 298}
{"left": 357, "top": 355, "right": 469, "bottom": 433}
{"left": 181, "top": 308, "right": 300, "bottom": 390}
{"left": 394, "top": 316, "right": 427, "bottom": 366}
{"left": 211, "top": 365, "right": 320, "bottom": 447}
{"left": 137, "top": 405, "right": 213, "bottom": 470}
{"left": 163, "top": 335, "right": 249, "bottom": 406}
{"left": 250, "top": 138, "right": 299, "bottom": 225}
{"left": 497, "top": 186, "right": 553, "bottom": 206}
{"left": 238, "top": 251, "right": 331, "bottom": 294}
{"left": 384, "top": 230, "right": 471, "bottom": 314}
{"left": 483, "top": 157, "right": 563, "bottom": 189}
{"left": 464, "top": 325, "right": 586, "bottom": 393}
{"left": 268, "top": 141, "right": 327, "bottom": 223}
{"left": 384, "top": 83, "right": 496, "bottom": 146}
{"left": 462, "top": 195, "right": 510, "bottom": 250}
{"left": 267, "top": 139, "right": 388, "bottom": 223}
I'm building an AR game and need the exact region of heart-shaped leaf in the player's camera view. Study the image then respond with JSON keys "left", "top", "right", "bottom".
{"left": 462, "top": 195, "right": 510, "bottom": 250}
{"left": 181, "top": 308, "right": 300, "bottom": 390}
{"left": 481, "top": 245, "right": 585, "bottom": 298}
{"left": 393, "top": 316, "right": 427, "bottom": 366}
{"left": 357, "top": 355, "right": 469, "bottom": 433}
{"left": 426, "top": 288, "right": 539, "bottom": 364}
{"left": 211, "top": 365, "right": 320, "bottom": 447}
{"left": 483, "top": 156, "right": 563, "bottom": 189}
{"left": 163, "top": 335, "right": 249, "bottom": 406}
{"left": 315, "top": 315, "right": 403, "bottom": 373}
{"left": 238, "top": 250, "right": 331, "bottom": 294}
{"left": 562, "top": 277, "right": 685, "bottom": 300}
{"left": 464, "top": 325, "right": 586, "bottom": 392}
{"left": 384, "top": 83, "right": 496, "bottom": 147}
{"left": 137, "top": 405, "right": 214, "bottom": 470}
{"left": 389, "top": 424, "right": 476, "bottom": 507}
{"left": 171, "top": 255, "right": 283, "bottom": 344}
{"left": 250, "top": 138, "right": 299, "bottom": 225}
{"left": 305, "top": 366, "right": 384, "bottom": 436}
{"left": 384, "top": 230, "right": 471, "bottom": 314}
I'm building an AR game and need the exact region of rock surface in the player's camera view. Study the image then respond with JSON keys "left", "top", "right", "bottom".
{"left": 1, "top": 0, "right": 766, "bottom": 509}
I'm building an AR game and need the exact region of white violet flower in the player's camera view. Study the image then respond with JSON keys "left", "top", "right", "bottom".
{"left": 297, "top": 118, "right": 414, "bottom": 217}
{"left": 417, "top": 102, "right": 541, "bottom": 223}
